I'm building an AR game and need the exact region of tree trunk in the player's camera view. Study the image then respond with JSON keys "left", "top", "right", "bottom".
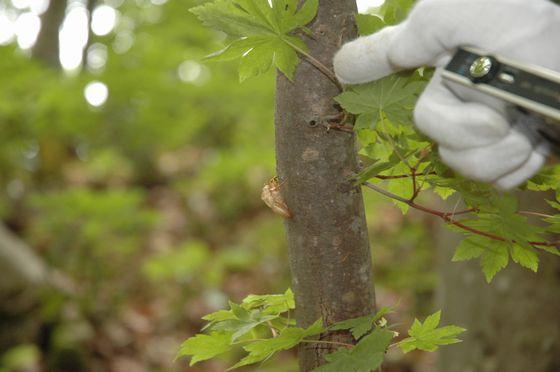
{"left": 436, "top": 192, "right": 560, "bottom": 372}
{"left": 1, "top": 1, "right": 69, "bottom": 351}
{"left": 32, "top": 0, "right": 67, "bottom": 67}
{"left": 82, "top": 0, "right": 98, "bottom": 68}
{"left": 32, "top": 0, "right": 69, "bottom": 182}
{"left": 275, "top": 1, "right": 376, "bottom": 370}
{"left": 0, "top": 224, "right": 48, "bottom": 351}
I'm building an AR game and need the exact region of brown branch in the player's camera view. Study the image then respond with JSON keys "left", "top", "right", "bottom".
{"left": 410, "top": 167, "right": 419, "bottom": 202}
{"left": 363, "top": 182, "right": 560, "bottom": 249}
{"left": 283, "top": 38, "right": 344, "bottom": 92}
{"left": 410, "top": 145, "right": 434, "bottom": 201}
{"left": 374, "top": 172, "right": 437, "bottom": 180}
{"left": 322, "top": 122, "right": 354, "bottom": 133}
{"left": 518, "top": 211, "right": 555, "bottom": 219}
{"left": 444, "top": 208, "right": 478, "bottom": 217}
{"left": 375, "top": 128, "right": 413, "bottom": 169}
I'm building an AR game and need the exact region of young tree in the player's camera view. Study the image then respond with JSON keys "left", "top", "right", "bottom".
{"left": 180, "top": 0, "right": 465, "bottom": 370}
{"left": 274, "top": 0, "right": 375, "bottom": 369}
{"left": 32, "top": 0, "right": 67, "bottom": 67}
{"left": 180, "top": 0, "right": 560, "bottom": 370}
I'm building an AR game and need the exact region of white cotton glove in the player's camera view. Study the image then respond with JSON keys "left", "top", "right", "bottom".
{"left": 333, "top": 0, "right": 560, "bottom": 189}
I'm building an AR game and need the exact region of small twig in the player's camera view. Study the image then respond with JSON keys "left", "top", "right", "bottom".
{"left": 416, "top": 164, "right": 437, "bottom": 196}
{"left": 388, "top": 340, "right": 405, "bottom": 349}
{"left": 322, "top": 122, "right": 354, "bottom": 133}
{"left": 443, "top": 208, "right": 478, "bottom": 219}
{"left": 300, "top": 339, "right": 354, "bottom": 348}
{"left": 410, "top": 145, "right": 434, "bottom": 202}
{"left": 374, "top": 172, "right": 437, "bottom": 180}
{"left": 267, "top": 321, "right": 278, "bottom": 338}
{"left": 376, "top": 119, "right": 413, "bottom": 169}
{"left": 518, "top": 211, "right": 554, "bottom": 219}
{"left": 414, "top": 145, "right": 433, "bottom": 168}
{"left": 362, "top": 182, "right": 560, "bottom": 249}
{"left": 319, "top": 111, "right": 354, "bottom": 133}
{"left": 283, "top": 38, "right": 343, "bottom": 91}
{"left": 410, "top": 167, "right": 419, "bottom": 202}
{"left": 364, "top": 181, "right": 410, "bottom": 204}
{"left": 325, "top": 110, "right": 350, "bottom": 126}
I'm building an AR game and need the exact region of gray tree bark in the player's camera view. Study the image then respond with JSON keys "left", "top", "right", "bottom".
{"left": 275, "top": 1, "right": 376, "bottom": 370}
{"left": 82, "top": 0, "right": 98, "bottom": 68}
{"left": 32, "top": 0, "right": 67, "bottom": 67}
{"left": 437, "top": 192, "right": 560, "bottom": 372}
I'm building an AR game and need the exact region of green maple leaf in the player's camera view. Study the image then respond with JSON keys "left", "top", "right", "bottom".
{"left": 449, "top": 193, "right": 546, "bottom": 281}
{"left": 334, "top": 75, "right": 425, "bottom": 129}
{"left": 355, "top": 14, "right": 386, "bottom": 36}
{"left": 312, "top": 329, "right": 394, "bottom": 372}
{"left": 544, "top": 198, "right": 560, "bottom": 240}
{"left": 545, "top": 214, "right": 560, "bottom": 233}
{"left": 385, "top": 161, "right": 413, "bottom": 213}
{"left": 242, "top": 288, "right": 295, "bottom": 314}
{"left": 190, "top": 0, "right": 318, "bottom": 81}
{"left": 203, "top": 298, "right": 287, "bottom": 341}
{"left": 452, "top": 235, "right": 540, "bottom": 282}
{"left": 176, "top": 332, "right": 232, "bottom": 366}
{"left": 399, "top": 311, "right": 465, "bottom": 353}
{"left": 329, "top": 307, "right": 393, "bottom": 340}
{"left": 380, "top": 0, "right": 415, "bottom": 25}
{"left": 510, "top": 244, "right": 538, "bottom": 272}
{"left": 479, "top": 242, "right": 510, "bottom": 283}
{"left": 230, "top": 319, "right": 324, "bottom": 369}
{"left": 527, "top": 165, "right": 560, "bottom": 191}
{"left": 452, "top": 237, "right": 485, "bottom": 262}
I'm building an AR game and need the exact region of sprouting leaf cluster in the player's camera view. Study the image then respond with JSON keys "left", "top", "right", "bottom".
{"left": 399, "top": 311, "right": 466, "bottom": 353}
{"left": 177, "top": 290, "right": 464, "bottom": 370}
{"left": 177, "top": 288, "right": 300, "bottom": 367}
{"left": 190, "top": 0, "right": 318, "bottom": 81}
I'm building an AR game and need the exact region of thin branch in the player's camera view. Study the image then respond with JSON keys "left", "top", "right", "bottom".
{"left": 283, "top": 38, "right": 343, "bottom": 91}
{"left": 233, "top": 335, "right": 354, "bottom": 349}
{"left": 375, "top": 121, "right": 413, "bottom": 169}
{"left": 388, "top": 340, "right": 405, "bottom": 349}
{"left": 362, "top": 182, "right": 560, "bottom": 249}
{"left": 410, "top": 167, "right": 419, "bottom": 202}
{"left": 365, "top": 181, "right": 410, "bottom": 204}
{"left": 444, "top": 208, "right": 478, "bottom": 218}
{"left": 267, "top": 321, "right": 278, "bottom": 338}
{"left": 410, "top": 145, "right": 434, "bottom": 201}
{"left": 374, "top": 172, "right": 437, "bottom": 180}
{"left": 300, "top": 339, "right": 354, "bottom": 348}
{"left": 321, "top": 121, "right": 354, "bottom": 133}
{"left": 518, "top": 211, "right": 554, "bottom": 219}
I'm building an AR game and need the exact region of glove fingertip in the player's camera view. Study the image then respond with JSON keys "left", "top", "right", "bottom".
{"left": 493, "top": 151, "right": 546, "bottom": 190}
{"left": 333, "top": 28, "right": 399, "bottom": 85}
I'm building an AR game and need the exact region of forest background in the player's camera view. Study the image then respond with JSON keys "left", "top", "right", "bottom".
{"left": 1, "top": 0, "right": 559, "bottom": 371}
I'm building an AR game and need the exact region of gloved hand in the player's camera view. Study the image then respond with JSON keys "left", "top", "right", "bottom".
{"left": 333, "top": 0, "right": 560, "bottom": 189}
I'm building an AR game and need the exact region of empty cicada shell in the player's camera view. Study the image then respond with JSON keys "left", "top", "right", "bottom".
{"left": 261, "top": 176, "right": 292, "bottom": 219}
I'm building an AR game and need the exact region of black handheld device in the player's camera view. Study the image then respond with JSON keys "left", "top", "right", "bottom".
{"left": 442, "top": 47, "right": 560, "bottom": 153}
